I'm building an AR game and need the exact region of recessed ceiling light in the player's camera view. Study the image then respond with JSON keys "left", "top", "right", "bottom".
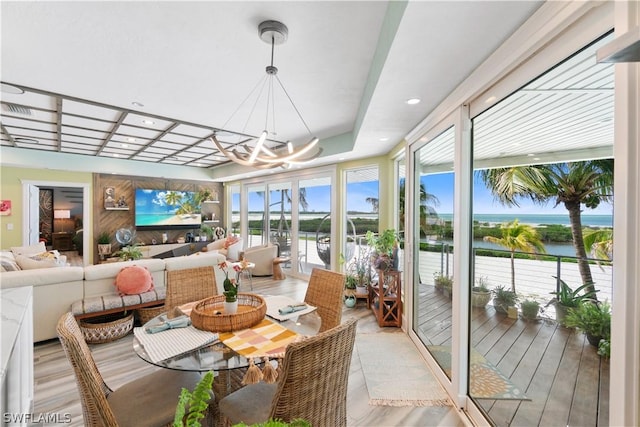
{"left": 132, "top": 101, "right": 144, "bottom": 107}
{"left": 527, "top": 153, "right": 535, "bottom": 156}
{"left": 113, "top": 154, "right": 120, "bottom": 158}
{"left": 379, "top": 137, "right": 389, "bottom": 142}
{"left": 406, "top": 98, "right": 421, "bottom": 105}
{"left": 121, "top": 143, "right": 129, "bottom": 148}
{"left": 142, "top": 119, "right": 155, "bottom": 125}
{"left": 485, "top": 96, "right": 497, "bottom": 104}
{"left": 339, "top": 157, "right": 345, "bottom": 161}
{"left": 1, "top": 83, "right": 25, "bottom": 94}
{"left": 127, "top": 137, "right": 136, "bottom": 142}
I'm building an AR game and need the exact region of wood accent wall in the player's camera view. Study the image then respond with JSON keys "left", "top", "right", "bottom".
{"left": 93, "top": 174, "right": 223, "bottom": 264}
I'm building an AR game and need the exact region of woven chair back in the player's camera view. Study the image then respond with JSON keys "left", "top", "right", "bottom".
{"left": 56, "top": 312, "right": 118, "bottom": 427}
{"left": 304, "top": 268, "right": 345, "bottom": 332}
{"left": 165, "top": 266, "right": 218, "bottom": 311}
{"left": 270, "top": 318, "right": 357, "bottom": 426}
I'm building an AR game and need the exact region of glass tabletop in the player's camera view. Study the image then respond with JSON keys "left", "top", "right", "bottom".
{"left": 132, "top": 298, "right": 321, "bottom": 373}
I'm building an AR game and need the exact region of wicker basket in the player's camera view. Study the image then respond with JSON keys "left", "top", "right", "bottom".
{"left": 79, "top": 312, "right": 134, "bottom": 344}
{"left": 136, "top": 304, "right": 166, "bottom": 324}
{"left": 191, "top": 293, "right": 266, "bottom": 332}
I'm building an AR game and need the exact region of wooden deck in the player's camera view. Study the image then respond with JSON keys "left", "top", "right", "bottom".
{"left": 415, "top": 283, "right": 609, "bottom": 427}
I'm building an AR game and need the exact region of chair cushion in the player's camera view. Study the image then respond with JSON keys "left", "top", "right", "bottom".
{"left": 108, "top": 369, "right": 209, "bottom": 427}
{"left": 219, "top": 381, "right": 277, "bottom": 425}
{"left": 115, "top": 265, "right": 154, "bottom": 295}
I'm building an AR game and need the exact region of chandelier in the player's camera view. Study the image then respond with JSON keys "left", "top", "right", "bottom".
{"left": 211, "top": 20, "right": 322, "bottom": 169}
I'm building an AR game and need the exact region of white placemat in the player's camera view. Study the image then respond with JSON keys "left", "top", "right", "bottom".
{"left": 264, "top": 295, "right": 317, "bottom": 321}
{"left": 133, "top": 326, "right": 218, "bottom": 363}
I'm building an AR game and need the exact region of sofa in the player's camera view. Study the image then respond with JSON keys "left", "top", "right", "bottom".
{"left": 1, "top": 243, "right": 227, "bottom": 342}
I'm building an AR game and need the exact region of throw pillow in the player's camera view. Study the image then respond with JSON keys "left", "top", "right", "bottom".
{"left": 15, "top": 254, "right": 62, "bottom": 270}
{"left": 11, "top": 241, "right": 47, "bottom": 257}
{"left": 0, "top": 251, "right": 21, "bottom": 272}
{"left": 115, "top": 265, "right": 154, "bottom": 295}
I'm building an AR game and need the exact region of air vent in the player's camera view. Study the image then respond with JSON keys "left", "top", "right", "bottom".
{"left": 3, "top": 103, "right": 32, "bottom": 116}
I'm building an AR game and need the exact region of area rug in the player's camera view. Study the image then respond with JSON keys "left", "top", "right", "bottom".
{"left": 427, "top": 345, "right": 530, "bottom": 400}
{"left": 356, "top": 333, "right": 452, "bottom": 407}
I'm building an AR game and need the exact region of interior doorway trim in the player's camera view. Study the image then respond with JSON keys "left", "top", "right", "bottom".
{"left": 21, "top": 180, "right": 90, "bottom": 266}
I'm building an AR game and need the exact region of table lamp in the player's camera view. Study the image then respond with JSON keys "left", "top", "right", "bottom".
{"left": 54, "top": 209, "right": 71, "bottom": 232}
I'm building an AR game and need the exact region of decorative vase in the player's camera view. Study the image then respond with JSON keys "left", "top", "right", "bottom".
{"left": 471, "top": 289, "right": 492, "bottom": 308}
{"left": 344, "top": 295, "right": 356, "bottom": 308}
{"left": 224, "top": 300, "right": 238, "bottom": 314}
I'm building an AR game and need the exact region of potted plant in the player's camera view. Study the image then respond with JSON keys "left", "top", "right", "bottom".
{"left": 492, "top": 285, "right": 518, "bottom": 315}
{"left": 174, "top": 370, "right": 214, "bottom": 427}
{"left": 97, "top": 231, "right": 112, "bottom": 259}
{"left": 200, "top": 224, "right": 214, "bottom": 242}
{"left": 471, "top": 277, "right": 492, "bottom": 308}
{"left": 520, "top": 299, "right": 541, "bottom": 320}
{"left": 365, "top": 229, "right": 397, "bottom": 271}
{"left": 549, "top": 278, "right": 599, "bottom": 325}
{"left": 344, "top": 275, "right": 358, "bottom": 308}
{"left": 114, "top": 244, "right": 143, "bottom": 261}
{"left": 565, "top": 300, "right": 611, "bottom": 348}
{"left": 433, "top": 272, "right": 452, "bottom": 293}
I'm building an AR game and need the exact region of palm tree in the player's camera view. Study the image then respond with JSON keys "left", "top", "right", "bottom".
{"left": 483, "top": 219, "right": 546, "bottom": 292}
{"left": 398, "top": 180, "right": 440, "bottom": 237}
{"left": 480, "top": 160, "right": 613, "bottom": 296}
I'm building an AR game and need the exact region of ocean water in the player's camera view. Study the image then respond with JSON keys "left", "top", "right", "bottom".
{"left": 438, "top": 213, "right": 612, "bottom": 228}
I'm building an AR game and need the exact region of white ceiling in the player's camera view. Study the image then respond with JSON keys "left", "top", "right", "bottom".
{"left": 0, "top": 1, "right": 543, "bottom": 180}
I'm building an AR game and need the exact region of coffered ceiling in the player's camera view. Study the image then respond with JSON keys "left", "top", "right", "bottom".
{"left": 1, "top": 1, "right": 543, "bottom": 180}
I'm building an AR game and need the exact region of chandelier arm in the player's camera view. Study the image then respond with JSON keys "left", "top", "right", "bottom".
{"left": 251, "top": 137, "right": 319, "bottom": 163}
{"left": 274, "top": 75, "right": 314, "bottom": 136}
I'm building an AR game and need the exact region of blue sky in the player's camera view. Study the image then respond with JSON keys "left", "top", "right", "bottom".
{"left": 240, "top": 172, "right": 613, "bottom": 215}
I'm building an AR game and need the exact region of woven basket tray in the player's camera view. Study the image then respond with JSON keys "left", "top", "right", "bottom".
{"left": 79, "top": 312, "right": 134, "bottom": 344}
{"left": 191, "top": 293, "right": 266, "bottom": 332}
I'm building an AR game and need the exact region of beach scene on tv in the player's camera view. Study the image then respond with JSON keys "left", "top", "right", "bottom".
{"left": 135, "top": 189, "right": 202, "bottom": 226}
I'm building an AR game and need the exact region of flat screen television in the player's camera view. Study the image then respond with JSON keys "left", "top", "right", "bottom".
{"left": 134, "top": 189, "right": 202, "bottom": 230}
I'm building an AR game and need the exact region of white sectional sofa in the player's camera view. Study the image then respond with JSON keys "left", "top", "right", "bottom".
{"left": 0, "top": 251, "right": 227, "bottom": 342}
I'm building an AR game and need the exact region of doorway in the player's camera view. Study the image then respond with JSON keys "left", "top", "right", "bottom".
{"left": 22, "top": 180, "right": 90, "bottom": 266}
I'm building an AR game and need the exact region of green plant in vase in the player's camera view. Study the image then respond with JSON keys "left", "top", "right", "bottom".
{"left": 174, "top": 371, "right": 213, "bottom": 427}
{"left": 492, "top": 285, "right": 518, "bottom": 315}
{"left": 114, "top": 244, "right": 143, "bottom": 261}
{"left": 565, "top": 300, "right": 611, "bottom": 348}
{"left": 218, "top": 261, "right": 241, "bottom": 303}
{"left": 366, "top": 229, "right": 397, "bottom": 270}
{"left": 520, "top": 299, "right": 541, "bottom": 320}
{"left": 471, "top": 276, "right": 492, "bottom": 308}
{"left": 549, "top": 277, "right": 599, "bottom": 325}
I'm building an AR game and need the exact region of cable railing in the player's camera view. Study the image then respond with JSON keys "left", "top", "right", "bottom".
{"left": 418, "top": 242, "right": 613, "bottom": 311}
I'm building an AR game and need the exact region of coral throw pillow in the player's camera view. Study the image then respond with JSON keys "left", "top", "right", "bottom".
{"left": 115, "top": 265, "right": 154, "bottom": 295}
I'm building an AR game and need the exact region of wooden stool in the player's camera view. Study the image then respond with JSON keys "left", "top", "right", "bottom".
{"left": 272, "top": 256, "right": 290, "bottom": 280}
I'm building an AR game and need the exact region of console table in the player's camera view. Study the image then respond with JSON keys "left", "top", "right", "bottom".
{"left": 52, "top": 232, "right": 74, "bottom": 251}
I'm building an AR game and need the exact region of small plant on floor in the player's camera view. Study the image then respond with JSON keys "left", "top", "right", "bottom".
{"left": 174, "top": 371, "right": 214, "bottom": 427}
{"left": 520, "top": 299, "right": 541, "bottom": 320}
{"left": 471, "top": 276, "right": 492, "bottom": 308}
{"left": 565, "top": 300, "right": 611, "bottom": 349}
{"left": 492, "top": 285, "right": 518, "bottom": 314}
{"left": 433, "top": 272, "right": 453, "bottom": 292}
{"left": 344, "top": 274, "right": 358, "bottom": 291}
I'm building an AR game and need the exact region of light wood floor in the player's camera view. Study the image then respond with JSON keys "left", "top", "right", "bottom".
{"left": 32, "top": 273, "right": 466, "bottom": 427}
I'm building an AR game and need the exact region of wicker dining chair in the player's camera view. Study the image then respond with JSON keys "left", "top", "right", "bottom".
{"left": 56, "top": 312, "right": 212, "bottom": 427}
{"left": 304, "top": 267, "right": 346, "bottom": 332}
{"left": 165, "top": 266, "right": 218, "bottom": 311}
{"left": 218, "top": 318, "right": 358, "bottom": 427}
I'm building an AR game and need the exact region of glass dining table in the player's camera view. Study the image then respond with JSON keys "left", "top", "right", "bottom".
{"left": 132, "top": 297, "right": 320, "bottom": 386}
